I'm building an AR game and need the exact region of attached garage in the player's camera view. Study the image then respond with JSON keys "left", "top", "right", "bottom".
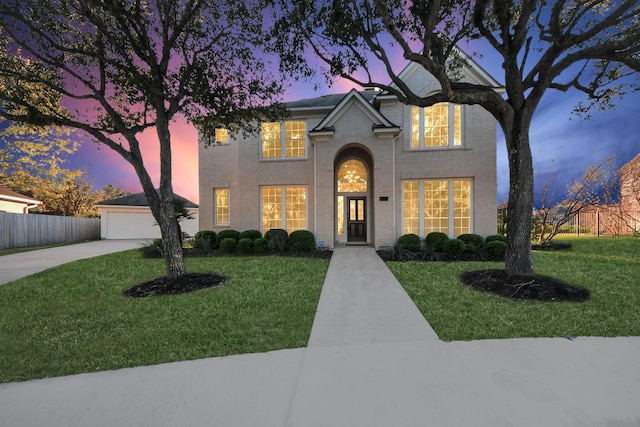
{"left": 96, "top": 191, "right": 198, "bottom": 240}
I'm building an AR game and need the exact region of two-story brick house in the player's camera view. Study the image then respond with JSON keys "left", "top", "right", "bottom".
{"left": 198, "top": 56, "right": 502, "bottom": 249}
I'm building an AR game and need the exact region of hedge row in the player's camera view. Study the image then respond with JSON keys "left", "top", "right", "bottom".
{"left": 384, "top": 232, "right": 507, "bottom": 262}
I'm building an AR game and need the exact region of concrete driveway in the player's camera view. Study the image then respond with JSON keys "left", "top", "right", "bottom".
{"left": 0, "top": 239, "right": 147, "bottom": 285}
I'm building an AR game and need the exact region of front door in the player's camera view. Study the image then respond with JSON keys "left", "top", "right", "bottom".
{"left": 347, "top": 197, "right": 366, "bottom": 241}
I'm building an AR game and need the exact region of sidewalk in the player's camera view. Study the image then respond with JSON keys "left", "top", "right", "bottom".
{"left": 1, "top": 246, "right": 639, "bottom": 426}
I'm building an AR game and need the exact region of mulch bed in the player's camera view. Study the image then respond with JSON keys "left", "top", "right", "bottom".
{"left": 460, "top": 269, "right": 590, "bottom": 302}
{"left": 124, "top": 273, "right": 226, "bottom": 298}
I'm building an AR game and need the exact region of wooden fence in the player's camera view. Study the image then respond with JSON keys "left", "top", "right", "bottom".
{"left": 498, "top": 208, "right": 640, "bottom": 237}
{"left": 0, "top": 212, "right": 101, "bottom": 250}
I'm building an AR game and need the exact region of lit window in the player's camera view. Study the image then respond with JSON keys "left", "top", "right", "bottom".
{"left": 261, "top": 186, "right": 307, "bottom": 233}
{"left": 261, "top": 121, "right": 306, "bottom": 159}
{"left": 215, "top": 128, "right": 229, "bottom": 144}
{"left": 261, "top": 122, "right": 281, "bottom": 158}
{"left": 402, "top": 179, "right": 471, "bottom": 236}
{"left": 411, "top": 103, "right": 462, "bottom": 148}
{"left": 214, "top": 189, "right": 229, "bottom": 225}
{"left": 337, "top": 159, "right": 368, "bottom": 193}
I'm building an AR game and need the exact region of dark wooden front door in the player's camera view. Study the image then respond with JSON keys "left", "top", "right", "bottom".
{"left": 347, "top": 197, "right": 366, "bottom": 241}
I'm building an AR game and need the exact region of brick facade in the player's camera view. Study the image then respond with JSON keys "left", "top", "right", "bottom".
{"left": 199, "top": 62, "right": 499, "bottom": 249}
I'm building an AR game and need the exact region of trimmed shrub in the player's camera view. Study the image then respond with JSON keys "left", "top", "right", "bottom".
{"left": 239, "top": 229, "right": 262, "bottom": 241}
{"left": 457, "top": 233, "right": 485, "bottom": 249}
{"left": 237, "top": 238, "right": 254, "bottom": 254}
{"left": 194, "top": 230, "right": 217, "bottom": 251}
{"left": 265, "top": 228, "right": 289, "bottom": 253}
{"left": 485, "top": 234, "right": 507, "bottom": 244}
{"left": 140, "top": 238, "right": 163, "bottom": 258}
{"left": 397, "top": 233, "right": 421, "bottom": 251}
{"left": 217, "top": 229, "right": 240, "bottom": 245}
{"left": 486, "top": 240, "right": 507, "bottom": 261}
{"left": 443, "top": 238, "right": 465, "bottom": 257}
{"left": 288, "top": 230, "right": 316, "bottom": 252}
{"left": 254, "top": 237, "right": 268, "bottom": 254}
{"left": 424, "top": 232, "right": 449, "bottom": 251}
{"left": 219, "top": 237, "right": 237, "bottom": 253}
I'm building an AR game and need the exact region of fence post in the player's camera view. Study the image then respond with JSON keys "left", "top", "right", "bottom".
{"left": 596, "top": 210, "right": 600, "bottom": 237}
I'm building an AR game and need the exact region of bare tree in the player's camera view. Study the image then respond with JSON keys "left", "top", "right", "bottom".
{"left": 273, "top": 0, "right": 640, "bottom": 276}
{"left": 0, "top": 0, "right": 284, "bottom": 279}
{"left": 534, "top": 157, "right": 618, "bottom": 244}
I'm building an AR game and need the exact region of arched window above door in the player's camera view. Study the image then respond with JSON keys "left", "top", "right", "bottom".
{"left": 337, "top": 159, "right": 368, "bottom": 193}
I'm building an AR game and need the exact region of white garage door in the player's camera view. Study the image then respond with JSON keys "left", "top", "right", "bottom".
{"left": 103, "top": 210, "right": 161, "bottom": 239}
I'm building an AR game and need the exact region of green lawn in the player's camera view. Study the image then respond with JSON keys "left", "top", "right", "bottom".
{"left": 0, "top": 251, "right": 328, "bottom": 383}
{"left": 389, "top": 237, "right": 640, "bottom": 341}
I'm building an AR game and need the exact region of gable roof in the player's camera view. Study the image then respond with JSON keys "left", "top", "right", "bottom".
{"left": 307, "top": 89, "right": 400, "bottom": 140}
{"left": 0, "top": 186, "right": 43, "bottom": 205}
{"left": 285, "top": 90, "right": 378, "bottom": 111}
{"left": 381, "top": 46, "right": 504, "bottom": 98}
{"left": 96, "top": 190, "right": 198, "bottom": 208}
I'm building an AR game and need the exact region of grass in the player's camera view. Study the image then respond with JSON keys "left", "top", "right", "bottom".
{"left": 389, "top": 237, "right": 640, "bottom": 341}
{"left": 0, "top": 251, "right": 328, "bottom": 383}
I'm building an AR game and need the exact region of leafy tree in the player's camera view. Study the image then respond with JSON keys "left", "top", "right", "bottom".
{"left": 0, "top": 0, "right": 284, "bottom": 279}
{"left": 273, "top": 0, "right": 640, "bottom": 276}
{"left": 1, "top": 121, "right": 128, "bottom": 217}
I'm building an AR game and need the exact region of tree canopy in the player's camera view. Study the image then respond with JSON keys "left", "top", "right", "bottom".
{"left": 0, "top": 0, "right": 285, "bottom": 279}
{"left": 273, "top": 0, "right": 640, "bottom": 276}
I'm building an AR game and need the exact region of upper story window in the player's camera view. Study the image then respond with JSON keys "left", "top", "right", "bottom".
{"left": 411, "top": 103, "right": 462, "bottom": 148}
{"left": 261, "top": 121, "right": 306, "bottom": 159}
{"left": 214, "top": 128, "right": 229, "bottom": 144}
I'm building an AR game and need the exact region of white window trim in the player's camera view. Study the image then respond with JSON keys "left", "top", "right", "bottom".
{"left": 411, "top": 103, "right": 464, "bottom": 149}
{"left": 402, "top": 179, "right": 473, "bottom": 237}
{"left": 260, "top": 121, "right": 308, "bottom": 160}
{"left": 260, "top": 185, "right": 308, "bottom": 233}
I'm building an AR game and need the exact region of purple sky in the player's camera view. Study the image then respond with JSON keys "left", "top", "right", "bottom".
{"left": 20, "top": 42, "right": 640, "bottom": 206}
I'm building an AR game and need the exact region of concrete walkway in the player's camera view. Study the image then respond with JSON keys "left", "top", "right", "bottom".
{"left": 1, "top": 246, "right": 640, "bottom": 426}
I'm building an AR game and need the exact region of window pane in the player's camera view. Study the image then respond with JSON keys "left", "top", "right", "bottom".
{"left": 285, "top": 121, "right": 306, "bottom": 158}
{"left": 262, "top": 187, "right": 282, "bottom": 232}
{"left": 453, "top": 180, "right": 471, "bottom": 236}
{"left": 215, "top": 128, "right": 229, "bottom": 144}
{"left": 453, "top": 105, "right": 462, "bottom": 146}
{"left": 337, "top": 196, "right": 344, "bottom": 236}
{"left": 286, "top": 187, "right": 307, "bottom": 232}
{"left": 411, "top": 107, "right": 420, "bottom": 148}
{"left": 403, "top": 182, "right": 419, "bottom": 235}
{"left": 424, "top": 180, "right": 449, "bottom": 234}
{"left": 424, "top": 103, "right": 449, "bottom": 147}
{"left": 215, "top": 189, "right": 229, "bottom": 224}
{"left": 261, "top": 122, "right": 281, "bottom": 158}
{"left": 337, "top": 159, "right": 368, "bottom": 192}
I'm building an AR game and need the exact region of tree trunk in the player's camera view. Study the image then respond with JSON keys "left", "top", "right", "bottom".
{"left": 504, "top": 116, "right": 535, "bottom": 276}
{"left": 158, "top": 200, "right": 185, "bottom": 280}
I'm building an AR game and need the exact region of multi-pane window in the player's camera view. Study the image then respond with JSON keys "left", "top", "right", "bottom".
{"left": 402, "top": 179, "right": 471, "bottom": 236}
{"left": 411, "top": 103, "right": 462, "bottom": 148}
{"left": 261, "top": 186, "right": 307, "bottom": 233}
{"left": 214, "top": 189, "right": 229, "bottom": 225}
{"left": 261, "top": 121, "right": 306, "bottom": 159}
{"left": 214, "top": 128, "right": 229, "bottom": 144}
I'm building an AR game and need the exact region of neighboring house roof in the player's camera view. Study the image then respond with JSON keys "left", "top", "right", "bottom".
{"left": 0, "top": 186, "right": 43, "bottom": 206}
{"left": 620, "top": 153, "right": 640, "bottom": 175}
{"left": 96, "top": 190, "right": 198, "bottom": 208}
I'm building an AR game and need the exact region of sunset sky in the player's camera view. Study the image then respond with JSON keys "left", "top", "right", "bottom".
{"left": 51, "top": 43, "right": 640, "bottom": 206}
